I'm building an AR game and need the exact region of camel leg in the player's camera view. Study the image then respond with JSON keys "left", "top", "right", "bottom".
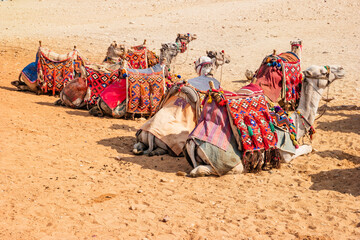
{"left": 143, "top": 133, "right": 155, "bottom": 155}
{"left": 190, "top": 165, "right": 216, "bottom": 177}
{"left": 149, "top": 148, "right": 168, "bottom": 156}
{"left": 229, "top": 163, "right": 244, "bottom": 174}
{"left": 185, "top": 141, "right": 198, "bottom": 168}
{"left": 293, "top": 145, "right": 312, "bottom": 159}
{"left": 282, "top": 145, "right": 312, "bottom": 162}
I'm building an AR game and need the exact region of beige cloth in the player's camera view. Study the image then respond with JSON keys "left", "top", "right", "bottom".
{"left": 140, "top": 95, "right": 196, "bottom": 156}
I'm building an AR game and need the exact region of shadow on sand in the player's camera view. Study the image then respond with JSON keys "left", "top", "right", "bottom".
{"left": 309, "top": 167, "right": 360, "bottom": 197}
{"left": 97, "top": 136, "right": 192, "bottom": 174}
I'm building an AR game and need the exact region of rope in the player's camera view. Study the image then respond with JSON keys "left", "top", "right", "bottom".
{"left": 315, "top": 84, "right": 330, "bottom": 121}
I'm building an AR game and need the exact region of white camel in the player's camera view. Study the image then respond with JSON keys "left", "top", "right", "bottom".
{"left": 186, "top": 64, "right": 345, "bottom": 177}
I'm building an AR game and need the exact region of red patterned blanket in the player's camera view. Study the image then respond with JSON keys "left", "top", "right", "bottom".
{"left": 85, "top": 67, "right": 121, "bottom": 105}
{"left": 226, "top": 92, "right": 280, "bottom": 171}
{"left": 126, "top": 71, "right": 165, "bottom": 115}
{"left": 100, "top": 80, "right": 126, "bottom": 110}
{"left": 37, "top": 51, "right": 75, "bottom": 95}
{"left": 254, "top": 52, "right": 302, "bottom": 110}
{"left": 126, "top": 49, "right": 147, "bottom": 69}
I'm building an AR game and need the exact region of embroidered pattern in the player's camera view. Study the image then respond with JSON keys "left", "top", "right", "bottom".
{"left": 37, "top": 53, "right": 75, "bottom": 95}
{"left": 126, "top": 49, "right": 147, "bottom": 69}
{"left": 227, "top": 95, "right": 277, "bottom": 152}
{"left": 86, "top": 67, "right": 121, "bottom": 105}
{"left": 126, "top": 71, "right": 165, "bottom": 114}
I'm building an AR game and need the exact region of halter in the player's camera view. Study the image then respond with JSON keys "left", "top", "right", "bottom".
{"left": 291, "top": 43, "right": 303, "bottom": 51}
{"left": 195, "top": 61, "right": 212, "bottom": 76}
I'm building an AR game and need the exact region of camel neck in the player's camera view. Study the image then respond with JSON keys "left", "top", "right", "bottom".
{"left": 290, "top": 78, "right": 324, "bottom": 139}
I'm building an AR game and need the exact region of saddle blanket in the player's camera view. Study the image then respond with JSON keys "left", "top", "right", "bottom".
{"left": 126, "top": 70, "right": 165, "bottom": 114}
{"left": 189, "top": 100, "right": 232, "bottom": 151}
{"left": 37, "top": 51, "right": 75, "bottom": 95}
{"left": 126, "top": 49, "right": 147, "bottom": 69}
{"left": 85, "top": 66, "right": 121, "bottom": 105}
{"left": 100, "top": 80, "right": 127, "bottom": 110}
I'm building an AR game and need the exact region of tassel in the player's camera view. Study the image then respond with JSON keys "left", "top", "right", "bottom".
{"left": 247, "top": 126, "right": 254, "bottom": 137}
{"left": 207, "top": 95, "right": 212, "bottom": 103}
{"left": 269, "top": 122, "right": 275, "bottom": 132}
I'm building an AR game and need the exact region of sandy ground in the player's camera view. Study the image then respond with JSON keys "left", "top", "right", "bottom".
{"left": 0, "top": 0, "right": 359, "bottom": 239}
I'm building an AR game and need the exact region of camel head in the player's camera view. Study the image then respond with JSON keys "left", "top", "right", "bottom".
{"left": 159, "top": 42, "right": 179, "bottom": 66}
{"left": 194, "top": 56, "right": 214, "bottom": 77}
{"left": 303, "top": 65, "right": 345, "bottom": 88}
{"left": 206, "top": 50, "right": 231, "bottom": 69}
{"left": 175, "top": 33, "right": 197, "bottom": 44}
{"left": 290, "top": 39, "right": 303, "bottom": 58}
{"left": 104, "top": 41, "right": 127, "bottom": 63}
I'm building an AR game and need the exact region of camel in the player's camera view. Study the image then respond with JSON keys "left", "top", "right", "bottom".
{"left": 57, "top": 33, "right": 197, "bottom": 109}
{"left": 103, "top": 33, "right": 197, "bottom": 68}
{"left": 185, "top": 65, "right": 345, "bottom": 177}
{"left": 11, "top": 43, "right": 83, "bottom": 95}
{"left": 132, "top": 51, "right": 231, "bottom": 156}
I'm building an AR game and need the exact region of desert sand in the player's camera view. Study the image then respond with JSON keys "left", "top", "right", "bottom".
{"left": 0, "top": 0, "right": 359, "bottom": 239}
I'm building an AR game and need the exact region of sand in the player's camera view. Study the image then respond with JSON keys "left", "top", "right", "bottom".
{"left": 0, "top": 0, "right": 359, "bottom": 239}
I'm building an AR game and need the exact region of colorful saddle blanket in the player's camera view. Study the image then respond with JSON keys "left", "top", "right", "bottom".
{"left": 37, "top": 51, "right": 76, "bottom": 95}
{"left": 254, "top": 52, "right": 302, "bottom": 110}
{"left": 189, "top": 99, "right": 232, "bottom": 151}
{"left": 269, "top": 106, "right": 298, "bottom": 149}
{"left": 126, "top": 49, "right": 147, "bottom": 69}
{"left": 100, "top": 80, "right": 127, "bottom": 110}
{"left": 226, "top": 91, "right": 280, "bottom": 171}
{"left": 85, "top": 66, "right": 121, "bottom": 105}
{"left": 21, "top": 62, "right": 38, "bottom": 83}
{"left": 126, "top": 70, "right": 165, "bottom": 115}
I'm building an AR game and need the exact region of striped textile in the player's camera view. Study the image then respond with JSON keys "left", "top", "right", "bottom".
{"left": 189, "top": 100, "right": 232, "bottom": 151}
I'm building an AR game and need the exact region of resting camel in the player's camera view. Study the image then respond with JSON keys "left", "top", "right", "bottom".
{"left": 103, "top": 33, "right": 197, "bottom": 68}
{"left": 56, "top": 33, "right": 197, "bottom": 109}
{"left": 185, "top": 65, "right": 345, "bottom": 177}
{"left": 11, "top": 43, "right": 83, "bottom": 94}
{"left": 132, "top": 51, "right": 231, "bottom": 156}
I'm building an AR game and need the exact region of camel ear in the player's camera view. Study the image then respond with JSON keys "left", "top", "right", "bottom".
{"left": 303, "top": 70, "right": 312, "bottom": 77}
{"left": 290, "top": 41, "right": 293, "bottom": 45}
{"left": 299, "top": 40, "right": 303, "bottom": 45}
{"left": 177, "top": 33, "right": 180, "bottom": 38}
{"left": 206, "top": 50, "right": 209, "bottom": 55}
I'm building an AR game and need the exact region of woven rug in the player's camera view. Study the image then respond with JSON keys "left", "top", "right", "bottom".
{"left": 254, "top": 53, "right": 302, "bottom": 109}
{"left": 269, "top": 106, "right": 298, "bottom": 149}
{"left": 283, "top": 61, "right": 302, "bottom": 106}
{"left": 126, "top": 71, "right": 165, "bottom": 114}
{"left": 189, "top": 100, "right": 232, "bottom": 151}
{"left": 126, "top": 49, "right": 147, "bottom": 69}
{"left": 226, "top": 93, "right": 280, "bottom": 171}
{"left": 37, "top": 52, "right": 75, "bottom": 95}
{"left": 85, "top": 66, "right": 121, "bottom": 105}
{"left": 21, "top": 62, "right": 38, "bottom": 84}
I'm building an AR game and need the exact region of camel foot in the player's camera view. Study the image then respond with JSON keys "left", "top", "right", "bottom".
{"left": 54, "top": 99, "right": 63, "bottom": 106}
{"left": 132, "top": 142, "right": 146, "bottom": 155}
{"left": 190, "top": 165, "right": 216, "bottom": 177}
{"left": 149, "top": 148, "right": 168, "bottom": 156}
